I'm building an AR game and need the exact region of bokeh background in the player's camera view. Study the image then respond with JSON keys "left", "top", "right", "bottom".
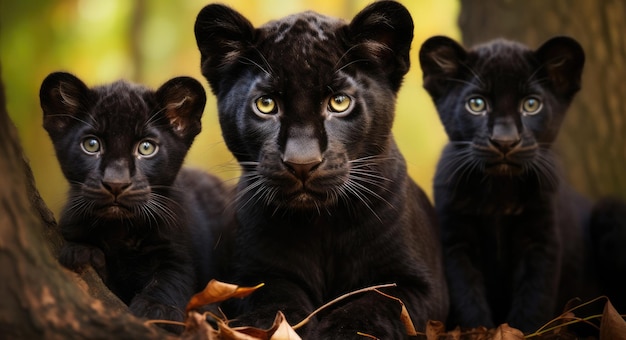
{"left": 1, "top": 0, "right": 458, "bottom": 215}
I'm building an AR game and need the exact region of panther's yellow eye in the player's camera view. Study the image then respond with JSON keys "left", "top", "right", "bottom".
{"left": 466, "top": 96, "right": 487, "bottom": 115}
{"left": 81, "top": 136, "right": 101, "bottom": 154}
{"left": 255, "top": 96, "right": 277, "bottom": 115}
{"left": 328, "top": 94, "right": 352, "bottom": 114}
{"left": 521, "top": 96, "right": 542, "bottom": 115}
{"left": 137, "top": 140, "right": 158, "bottom": 157}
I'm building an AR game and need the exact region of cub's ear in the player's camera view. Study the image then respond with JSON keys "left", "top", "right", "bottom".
{"left": 40, "top": 72, "right": 92, "bottom": 137}
{"left": 194, "top": 4, "right": 255, "bottom": 94}
{"left": 156, "top": 76, "right": 206, "bottom": 145}
{"left": 347, "top": 0, "right": 414, "bottom": 92}
{"left": 419, "top": 35, "right": 468, "bottom": 100}
{"left": 535, "top": 36, "right": 585, "bottom": 98}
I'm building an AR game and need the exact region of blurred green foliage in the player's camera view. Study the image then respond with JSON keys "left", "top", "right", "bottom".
{"left": 0, "top": 0, "right": 459, "bottom": 215}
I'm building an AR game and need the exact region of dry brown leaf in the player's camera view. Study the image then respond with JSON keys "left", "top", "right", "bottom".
{"left": 217, "top": 321, "right": 266, "bottom": 340}
{"left": 184, "top": 317, "right": 267, "bottom": 340}
{"left": 425, "top": 320, "right": 446, "bottom": 340}
{"left": 268, "top": 311, "right": 301, "bottom": 340}
{"left": 446, "top": 326, "right": 461, "bottom": 340}
{"left": 181, "top": 311, "right": 219, "bottom": 340}
{"left": 491, "top": 324, "right": 524, "bottom": 340}
{"left": 220, "top": 311, "right": 301, "bottom": 340}
{"left": 600, "top": 300, "right": 626, "bottom": 340}
{"left": 373, "top": 288, "right": 417, "bottom": 336}
{"left": 399, "top": 303, "right": 418, "bottom": 336}
{"left": 186, "top": 279, "right": 264, "bottom": 312}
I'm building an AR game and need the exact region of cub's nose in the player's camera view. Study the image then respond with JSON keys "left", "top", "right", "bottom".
{"left": 489, "top": 137, "right": 521, "bottom": 154}
{"left": 282, "top": 135, "right": 323, "bottom": 182}
{"left": 102, "top": 181, "right": 131, "bottom": 196}
{"left": 102, "top": 159, "right": 132, "bottom": 196}
{"left": 282, "top": 124, "right": 324, "bottom": 181}
{"left": 490, "top": 117, "right": 521, "bottom": 154}
{"left": 283, "top": 158, "right": 322, "bottom": 181}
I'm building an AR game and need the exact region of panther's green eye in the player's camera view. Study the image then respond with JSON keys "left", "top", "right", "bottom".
{"left": 328, "top": 93, "right": 352, "bottom": 113}
{"left": 255, "top": 96, "right": 277, "bottom": 115}
{"left": 466, "top": 96, "right": 487, "bottom": 115}
{"left": 521, "top": 96, "right": 542, "bottom": 115}
{"left": 137, "top": 140, "right": 158, "bottom": 157}
{"left": 81, "top": 136, "right": 101, "bottom": 154}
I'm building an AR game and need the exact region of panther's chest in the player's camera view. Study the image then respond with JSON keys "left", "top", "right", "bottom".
{"left": 447, "top": 182, "right": 529, "bottom": 216}
{"left": 92, "top": 222, "right": 149, "bottom": 255}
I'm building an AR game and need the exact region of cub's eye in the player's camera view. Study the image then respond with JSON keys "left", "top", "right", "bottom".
{"left": 327, "top": 93, "right": 353, "bottom": 117}
{"left": 466, "top": 96, "right": 487, "bottom": 115}
{"left": 137, "top": 140, "right": 158, "bottom": 157}
{"left": 328, "top": 94, "right": 351, "bottom": 112}
{"left": 254, "top": 96, "right": 278, "bottom": 116}
{"left": 81, "top": 136, "right": 101, "bottom": 154}
{"left": 521, "top": 96, "right": 542, "bottom": 115}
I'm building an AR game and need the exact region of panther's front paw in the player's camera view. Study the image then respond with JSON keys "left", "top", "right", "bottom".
{"left": 130, "top": 296, "right": 186, "bottom": 334}
{"left": 58, "top": 242, "right": 106, "bottom": 278}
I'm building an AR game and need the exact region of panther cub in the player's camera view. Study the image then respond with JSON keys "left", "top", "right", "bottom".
{"left": 420, "top": 36, "right": 595, "bottom": 332}
{"left": 40, "top": 72, "right": 232, "bottom": 329}
{"left": 194, "top": 1, "right": 448, "bottom": 338}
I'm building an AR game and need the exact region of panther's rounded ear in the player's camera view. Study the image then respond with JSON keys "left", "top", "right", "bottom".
{"left": 419, "top": 36, "right": 468, "bottom": 100}
{"left": 156, "top": 76, "right": 206, "bottom": 145}
{"left": 347, "top": 0, "right": 414, "bottom": 92}
{"left": 535, "top": 36, "right": 585, "bottom": 98}
{"left": 194, "top": 4, "right": 255, "bottom": 95}
{"left": 40, "top": 72, "right": 92, "bottom": 137}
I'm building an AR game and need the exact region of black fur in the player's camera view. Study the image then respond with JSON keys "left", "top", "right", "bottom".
{"left": 590, "top": 197, "right": 626, "bottom": 313}
{"left": 40, "top": 72, "right": 232, "bottom": 330}
{"left": 420, "top": 36, "right": 596, "bottom": 332}
{"left": 195, "top": 2, "right": 447, "bottom": 338}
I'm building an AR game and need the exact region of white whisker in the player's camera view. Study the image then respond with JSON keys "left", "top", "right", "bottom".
{"left": 46, "top": 114, "right": 97, "bottom": 130}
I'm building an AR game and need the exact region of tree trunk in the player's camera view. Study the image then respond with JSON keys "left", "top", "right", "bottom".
{"left": 0, "top": 67, "right": 171, "bottom": 339}
{"left": 459, "top": 0, "right": 626, "bottom": 200}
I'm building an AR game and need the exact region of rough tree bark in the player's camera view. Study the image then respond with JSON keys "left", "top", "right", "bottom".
{"left": 459, "top": 0, "right": 626, "bottom": 200}
{"left": 0, "top": 68, "right": 172, "bottom": 339}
